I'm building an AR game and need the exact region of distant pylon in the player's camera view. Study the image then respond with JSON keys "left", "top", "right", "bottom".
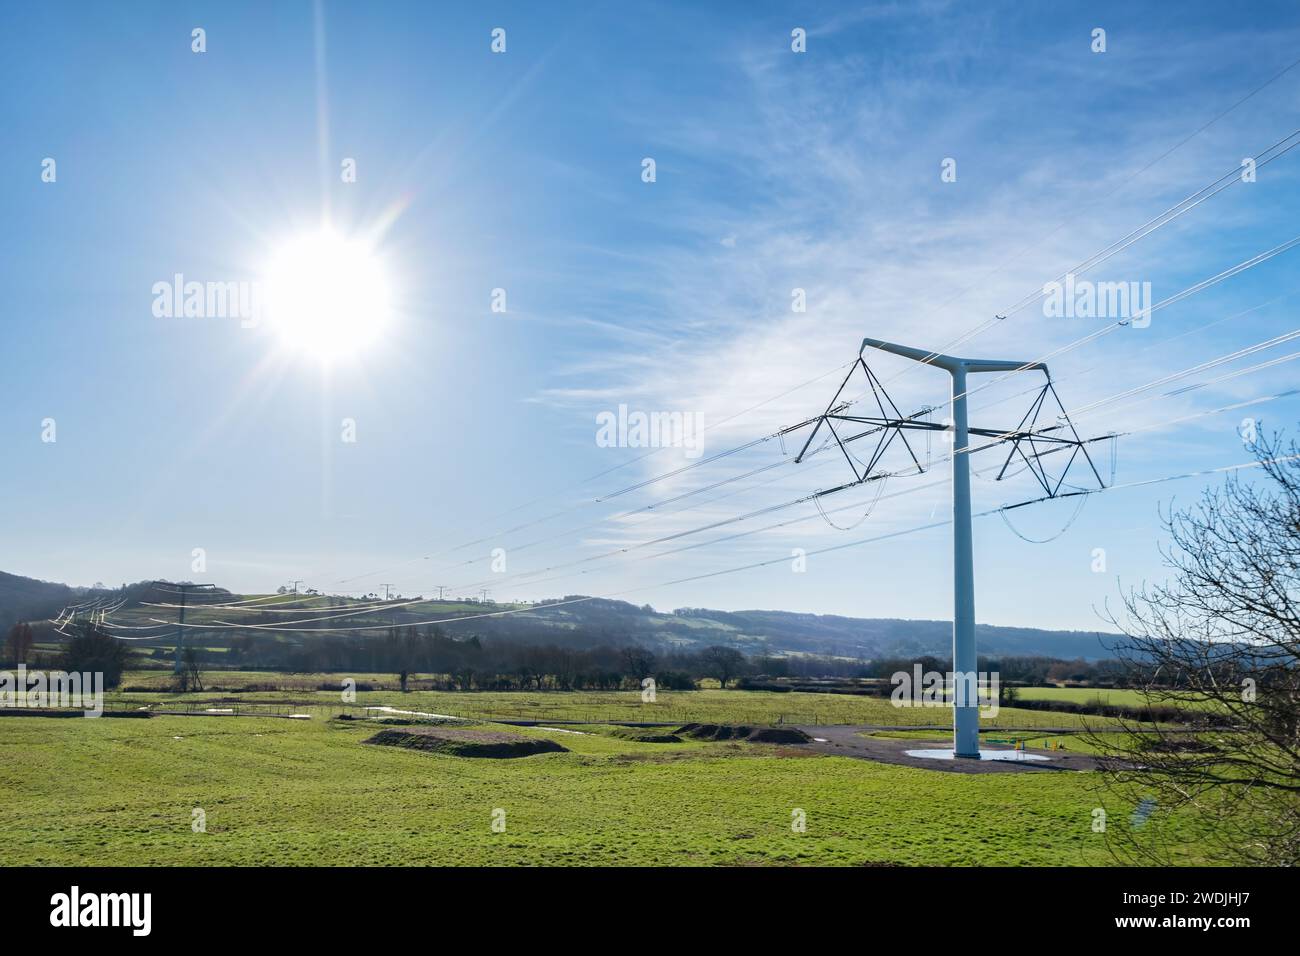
{"left": 151, "top": 581, "right": 217, "bottom": 676}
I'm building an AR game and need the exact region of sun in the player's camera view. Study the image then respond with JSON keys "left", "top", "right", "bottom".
{"left": 264, "top": 229, "right": 392, "bottom": 361}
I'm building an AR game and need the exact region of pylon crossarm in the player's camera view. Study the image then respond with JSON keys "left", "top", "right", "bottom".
{"left": 823, "top": 415, "right": 946, "bottom": 434}
{"left": 1009, "top": 384, "right": 1051, "bottom": 447}
{"left": 998, "top": 435, "right": 1111, "bottom": 487}
{"left": 864, "top": 423, "right": 904, "bottom": 476}
{"left": 799, "top": 341, "right": 1109, "bottom": 514}
{"left": 864, "top": 361, "right": 926, "bottom": 472}
{"left": 795, "top": 363, "right": 929, "bottom": 473}
{"left": 824, "top": 417, "right": 865, "bottom": 483}
{"left": 1047, "top": 381, "right": 1106, "bottom": 489}
{"left": 996, "top": 436, "right": 1026, "bottom": 484}
{"left": 1050, "top": 445, "right": 1082, "bottom": 497}
{"left": 1000, "top": 487, "right": 1094, "bottom": 512}
{"left": 794, "top": 359, "right": 925, "bottom": 471}
{"left": 1009, "top": 438, "right": 1055, "bottom": 497}
{"left": 793, "top": 361, "right": 861, "bottom": 463}
{"left": 833, "top": 417, "right": 1081, "bottom": 455}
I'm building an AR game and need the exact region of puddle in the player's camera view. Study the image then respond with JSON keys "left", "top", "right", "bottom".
{"left": 813, "top": 737, "right": 829, "bottom": 743}
{"left": 904, "top": 747, "right": 1049, "bottom": 762}
{"left": 204, "top": 708, "right": 234, "bottom": 714}
{"left": 536, "top": 726, "right": 589, "bottom": 735}
{"left": 363, "top": 706, "right": 460, "bottom": 720}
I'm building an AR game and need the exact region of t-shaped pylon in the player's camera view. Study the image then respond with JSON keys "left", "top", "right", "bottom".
{"left": 867, "top": 339, "right": 1046, "bottom": 757}
{"left": 796, "top": 338, "right": 1102, "bottom": 759}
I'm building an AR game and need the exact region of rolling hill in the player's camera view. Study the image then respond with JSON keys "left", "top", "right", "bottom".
{"left": 0, "top": 570, "right": 1120, "bottom": 660}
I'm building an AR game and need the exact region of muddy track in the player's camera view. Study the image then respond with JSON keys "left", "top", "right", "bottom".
{"left": 796, "top": 725, "right": 1107, "bottom": 773}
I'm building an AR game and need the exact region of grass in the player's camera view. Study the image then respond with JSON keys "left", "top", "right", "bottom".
{"left": 1014, "top": 687, "right": 1154, "bottom": 706}
{"left": 107, "top": 671, "right": 1133, "bottom": 730}
{"left": 1012, "top": 685, "right": 1222, "bottom": 718}
{"left": 0, "top": 712, "right": 1217, "bottom": 866}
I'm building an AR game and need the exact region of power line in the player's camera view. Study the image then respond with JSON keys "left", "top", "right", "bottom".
{"left": 830, "top": 128, "right": 1300, "bottom": 421}
{"left": 149, "top": 581, "right": 216, "bottom": 675}
{"left": 966, "top": 290, "right": 1297, "bottom": 420}
{"left": 166, "top": 382, "right": 1299, "bottom": 622}
{"left": 441, "top": 369, "right": 1300, "bottom": 597}
{"left": 152, "top": 452, "right": 1300, "bottom": 636}
{"left": 327, "top": 134, "right": 1300, "bottom": 593}
{"left": 494, "top": 53, "right": 1300, "bottom": 546}
{"left": 452, "top": 238, "right": 1300, "bottom": 591}
{"left": 321, "top": 104, "right": 1300, "bottom": 598}
{"left": 879, "top": 52, "right": 1300, "bottom": 374}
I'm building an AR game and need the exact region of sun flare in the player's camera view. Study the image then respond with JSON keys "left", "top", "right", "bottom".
{"left": 264, "top": 229, "right": 392, "bottom": 361}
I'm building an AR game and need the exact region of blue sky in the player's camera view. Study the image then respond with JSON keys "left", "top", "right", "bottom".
{"left": 2, "top": 0, "right": 1299, "bottom": 632}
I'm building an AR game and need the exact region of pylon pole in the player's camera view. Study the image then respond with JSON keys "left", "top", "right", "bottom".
{"left": 949, "top": 364, "right": 979, "bottom": 758}
{"left": 152, "top": 581, "right": 213, "bottom": 677}
{"left": 174, "top": 586, "right": 187, "bottom": 676}
{"left": 858, "top": 338, "right": 1047, "bottom": 759}
{"left": 793, "top": 337, "right": 1106, "bottom": 759}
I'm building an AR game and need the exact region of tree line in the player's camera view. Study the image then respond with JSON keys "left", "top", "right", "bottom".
{"left": 140, "top": 627, "right": 749, "bottom": 692}
{"left": 8, "top": 617, "right": 1141, "bottom": 694}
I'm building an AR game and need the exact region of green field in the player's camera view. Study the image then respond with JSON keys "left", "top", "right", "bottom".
{"left": 1014, "top": 687, "right": 1152, "bottom": 706}
{"left": 0, "top": 674, "right": 1219, "bottom": 866}
{"left": 105, "top": 672, "right": 1131, "bottom": 730}
{"left": 0, "top": 710, "right": 1217, "bottom": 866}
{"left": 1014, "top": 686, "right": 1219, "bottom": 716}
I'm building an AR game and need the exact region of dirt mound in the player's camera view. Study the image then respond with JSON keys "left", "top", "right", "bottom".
{"left": 364, "top": 726, "right": 568, "bottom": 759}
{"left": 675, "top": 723, "right": 811, "bottom": 744}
